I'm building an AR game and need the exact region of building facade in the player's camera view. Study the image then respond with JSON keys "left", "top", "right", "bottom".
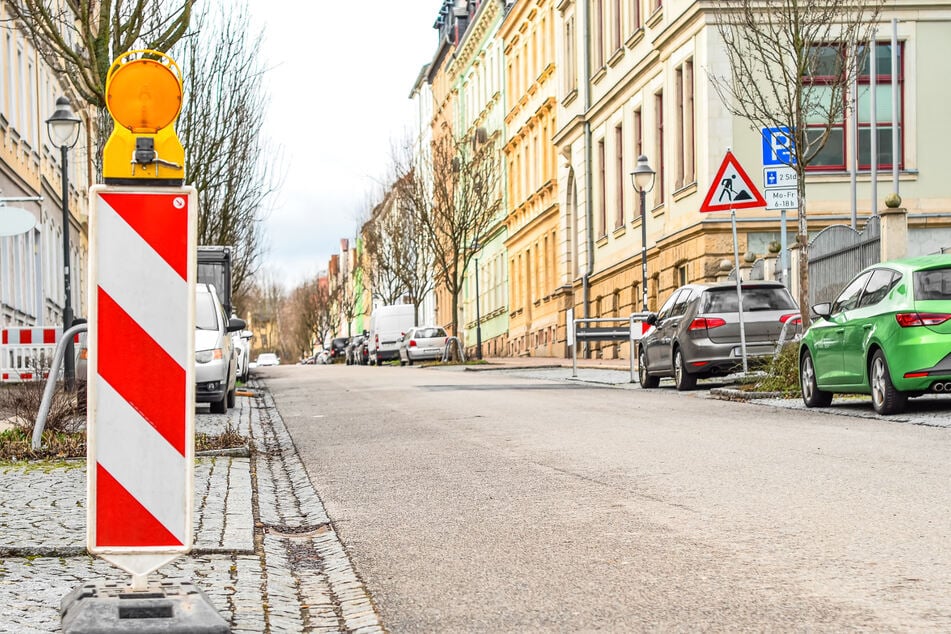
{"left": 553, "top": 0, "right": 951, "bottom": 361}
{"left": 501, "top": 0, "right": 565, "bottom": 357}
{"left": 448, "top": 0, "right": 510, "bottom": 358}
{"left": 0, "top": 3, "right": 90, "bottom": 333}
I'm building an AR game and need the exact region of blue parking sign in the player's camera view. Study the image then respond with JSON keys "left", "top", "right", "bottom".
{"left": 762, "top": 127, "right": 796, "bottom": 166}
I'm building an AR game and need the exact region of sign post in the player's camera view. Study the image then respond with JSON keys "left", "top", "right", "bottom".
{"left": 762, "top": 127, "right": 798, "bottom": 286}
{"left": 699, "top": 150, "right": 768, "bottom": 374}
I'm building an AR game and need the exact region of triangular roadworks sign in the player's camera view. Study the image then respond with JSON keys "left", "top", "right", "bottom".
{"left": 699, "top": 150, "right": 767, "bottom": 213}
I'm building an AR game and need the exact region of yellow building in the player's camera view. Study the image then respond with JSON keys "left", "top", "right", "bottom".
{"left": 501, "top": 0, "right": 565, "bottom": 357}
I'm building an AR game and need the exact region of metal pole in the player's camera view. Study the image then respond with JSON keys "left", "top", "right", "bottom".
{"left": 870, "top": 34, "right": 878, "bottom": 215}
{"left": 640, "top": 188, "right": 648, "bottom": 311}
{"left": 474, "top": 257, "right": 482, "bottom": 360}
{"left": 629, "top": 314, "right": 635, "bottom": 383}
{"left": 891, "top": 19, "right": 900, "bottom": 194}
{"left": 571, "top": 319, "right": 577, "bottom": 378}
{"left": 731, "top": 208, "right": 749, "bottom": 374}
{"left": 60, "top": 144, "right": 75, "bottom": 390}
{"left": 849, "top": 43, "right": 858, "bottom": 230}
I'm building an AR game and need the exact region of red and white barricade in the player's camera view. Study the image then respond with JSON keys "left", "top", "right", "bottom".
{"left": 0, "top": 327, "right": 73, "bottom": 382}
{"left": 87, "top": 185, "right": 197, "bottom": 586}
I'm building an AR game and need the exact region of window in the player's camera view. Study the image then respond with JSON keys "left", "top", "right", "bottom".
{"left": 857, "top": 268, "right": 899, "bottom": 307}
{"left": 630, "top": 0, "right": 641, "bottom": 32}
{"left": 675, "top": 262, "right": 687, "bottom": 287}
{"left": 915, "top": 268, "right": 951, "bottom": 301}
{"left": 831, "top": 271, "right": 872, "bottom": 314}
{"left": 858, "top": 41, "right": 903, "bottom": 170}
{"left": 598, "top": 138, "right": 606, "bottom": 236}
{"left": 564, "top": 17, "right": 577, "bottom": 94}
{"left": 612, "top": 0, "right": 622, "bottom": 52}
{"left": 615, "top": 125, "right": 624, "bottom": 228}
{"left": 592, "top": 0, "right": 604, "bottom": 68}
{"left": 654, "top": 91, "right": 664, "bottom": 204}
{"left": 805, "top": 42, "right": 904, "bottom": 171}
{"left": 683, "top": 60, "right": 695, "bottom": 184}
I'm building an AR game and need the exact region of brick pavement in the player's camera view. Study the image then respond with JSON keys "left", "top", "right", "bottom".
{"left": 0, "top": 380, "right": 383, "bottom": 633}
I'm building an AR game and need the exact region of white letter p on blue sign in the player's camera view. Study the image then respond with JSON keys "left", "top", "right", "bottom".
{"left": 762, "top": 127, "right": 796, "bottom": 166}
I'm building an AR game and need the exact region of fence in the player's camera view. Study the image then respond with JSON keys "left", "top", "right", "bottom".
{"left": 570, "top": 314, "right": 652, "bottom": 382}
{"left": 0, "top": 327, "right": 69, "bottom": 382}
{"left": 807, "top": 216, "right": 881, "bottom": 307}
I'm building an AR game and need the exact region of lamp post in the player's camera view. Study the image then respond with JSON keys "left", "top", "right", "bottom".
{"left": 46, "top": 96, "right": 82, "bottom": 390}
{"left": 470, "top": 239, "right": 483, "bottom": 360}
{"left": 630, "top": 155, "right": 655, "bottom": 311}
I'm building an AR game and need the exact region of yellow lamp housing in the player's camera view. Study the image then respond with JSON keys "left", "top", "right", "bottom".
{"left": 103, "top": 50, "right": 186, "bottom": 185}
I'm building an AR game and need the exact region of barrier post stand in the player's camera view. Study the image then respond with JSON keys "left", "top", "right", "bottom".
{"left": 60, "top": 50, "right": 228, "bottom": 633}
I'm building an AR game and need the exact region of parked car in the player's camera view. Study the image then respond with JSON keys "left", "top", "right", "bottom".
{"left": 346, "top": 334, "right": 369, "bottom": 365}
{"left": 195, "top": 283, "right": 245, "bottom": 413}
{"left": 799, "top": 255, "right": 951, "bottom": 415}
{"left": 368, "top": 304, "right": 415, "bottom": 365}
{"left": 256, "top": 352, "right": 280, "bottom": 366}
{"left": 399, "top": 326, "right": 449, "bottom": 365}
{"left": 232, "top": 329, "right": 252, "bottom": 381}
{"left": 329, "top": 337, "right": 350, "bottom": 362}
{"left": 638, "top": 281, "right": 800, "bottom": 390}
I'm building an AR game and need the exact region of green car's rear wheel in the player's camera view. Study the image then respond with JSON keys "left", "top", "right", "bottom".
{"left": 800, "top": 350, "right": 832, "bottom": 408}
{"left": 870, "top": 349, "right": 907, "bottom": 415}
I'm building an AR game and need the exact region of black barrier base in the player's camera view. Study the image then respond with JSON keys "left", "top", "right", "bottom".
{"left": 61, "top": 579, "right": 230, "bottom": 633}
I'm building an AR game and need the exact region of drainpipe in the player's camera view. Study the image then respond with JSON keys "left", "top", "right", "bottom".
{"left": 582, "top": 0, "right": 594, "bottom": 358}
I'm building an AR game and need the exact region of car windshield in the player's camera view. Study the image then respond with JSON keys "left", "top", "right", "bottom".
{"left": 196, "top": 292, "right": 219, "bottom": 330}
{"left": 701, "top": 287, "right": 796, "bottom": 313}
{"left": 415, "top": 328, "right": 446, "bottom": 338}
{"left": 914, "top": 268, "right": 951, "bottom": 300}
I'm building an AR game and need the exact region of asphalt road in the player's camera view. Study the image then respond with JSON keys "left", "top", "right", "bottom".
{"left": 260, "top": 363, "right": 951, "bottom": 632}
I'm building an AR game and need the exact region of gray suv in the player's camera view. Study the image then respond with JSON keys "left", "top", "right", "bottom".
{"left": 638, "top": 281, "right": 799, "bottom": 390}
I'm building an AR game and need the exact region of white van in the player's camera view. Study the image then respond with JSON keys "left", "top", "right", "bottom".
{"left": 368, "top": 304, "right": 416, "bottom": 365}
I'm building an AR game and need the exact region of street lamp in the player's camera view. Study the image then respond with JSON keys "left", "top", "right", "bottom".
{"left": 470, "top": 239, "right": 483, "bottom": 360}
{"left": 47, "top": 96, "right": 82, "bottom": 390}
{"left": 630, "top": 155, "right": 656, "bottom": 312}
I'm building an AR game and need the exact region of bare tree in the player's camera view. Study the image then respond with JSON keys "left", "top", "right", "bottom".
{"left": 246, "top": 272, "right": 285, "bottom": 356}
{"left": 395, "top": 131, "right": 501, "bottom": 334}
{"left": 709, "top": 0, "right": 884, "bottom": 324}
{"left": 284, "top": 276, "right": 334, "bottom": 358}
{"left": 362, "top": 174, "right": 435, "bottom": 323}
{"left": 176, "top": 1, "right": 277, "bottom": 314}
{"left": 6, "top": 0, "right": 193, "bottom": 109}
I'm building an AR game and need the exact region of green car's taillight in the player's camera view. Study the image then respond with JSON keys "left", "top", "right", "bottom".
{"left": 895, "top": 313, "right": 951, "bottom": 327}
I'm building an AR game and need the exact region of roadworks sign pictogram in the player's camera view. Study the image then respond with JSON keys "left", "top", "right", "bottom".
{"left": 699, "top": 150, "right": 767, "bottom": 213}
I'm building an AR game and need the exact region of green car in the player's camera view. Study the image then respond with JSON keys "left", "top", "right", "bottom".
{"left": 799, "top": 254, "right": 951, "bottom": 415}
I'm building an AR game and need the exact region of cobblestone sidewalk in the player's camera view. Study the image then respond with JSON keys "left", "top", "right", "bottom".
{"left": 0, "top": 380, "right": 382, "bottom": 633}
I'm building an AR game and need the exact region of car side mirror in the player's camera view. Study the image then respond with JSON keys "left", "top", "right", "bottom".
{"left": 811, "top": 303, "right": 832, "bottom": 319}
{"left": 227, "top": 317, "right": 247, "bottom": 332}
{"left": 645, "top": 313, "right": 657, "bottom": 326}
{"left": 363, "top": 329, "right": 368, "bottom": 337}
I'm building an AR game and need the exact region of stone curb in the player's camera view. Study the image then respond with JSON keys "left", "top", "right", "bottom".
{"left": 709, "top": 387, "right": 785, "bottom": 401}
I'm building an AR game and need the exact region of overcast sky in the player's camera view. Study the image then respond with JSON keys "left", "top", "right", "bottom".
{"left": 250, "top": 1, "right": 440, "bottom": 288}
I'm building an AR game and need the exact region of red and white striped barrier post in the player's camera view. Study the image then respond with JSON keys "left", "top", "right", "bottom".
{"left": 87, "top": 186, "right": 197, "bottom": 590}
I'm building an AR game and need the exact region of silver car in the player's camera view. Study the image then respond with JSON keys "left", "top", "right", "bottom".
{"left": 639, "top": 281, "right": 800, "bottom": 390}
{"left": 195, "top": 284, "right": 245, "bottom": 413}
{"left": 399, "top": 326, "right": 448, "bottom": 365}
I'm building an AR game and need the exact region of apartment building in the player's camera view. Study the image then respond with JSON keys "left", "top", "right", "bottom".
{"left": 554, "top": 0, "right": 951, "bottom": 360}
{"left": 0, "top": 4, "right": 90, "bottom": 331}
{"left": 501, "top": 0, "right": 565, "bottom": 357}
{"left": 449, "top": 0, "right": 510, "bottom": 358}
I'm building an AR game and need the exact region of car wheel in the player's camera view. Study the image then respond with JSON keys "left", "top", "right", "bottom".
{"left": 870, "top": 349, "right": 907, "bottom": 415}
{"left": 408, "top": 356, "right": 414, "bottom": 366}
{"left": 210, "top": 394, "right": 227, "bottom": 414}
{"left": 227, "top": 386, "right": 236, "bottom": 408}
{"left": 800, "top": 349, "right": 833, "bottom": 408}
{"left": 673, "top": 348, "right": 697, "bottom": 391}
{"left": 638, "top": 348, "right": 659, "bottom": 389}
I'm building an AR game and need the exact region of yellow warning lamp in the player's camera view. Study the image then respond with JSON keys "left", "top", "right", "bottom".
{"left": 102, "top": 50, "right": 185, "bottom": 185}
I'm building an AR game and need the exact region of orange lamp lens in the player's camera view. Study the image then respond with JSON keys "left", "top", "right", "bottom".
{"left": 106, "top": 59, "right": 182, "bottom": 133}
